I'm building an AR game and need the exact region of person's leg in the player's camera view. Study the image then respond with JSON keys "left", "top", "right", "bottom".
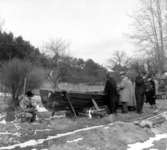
{"left": 122, "top": 102, "right": 128, "bottom": 113}
{"left": 107, "top": 95, "right": 113, "bottom": 114}
{"left": 146, "top": 92, "right": 153, "bottom": 107}
{"left": 105, "top": 95, "right": 111, "bottom": 114}
{"left": 145, "top": 92, "right": 149, "bottom": 103}
{"left": 111, "top": 96, "right": 117, "bottom": 113}
{"left": 135, "top": 93, "right": 141, "bottom": 113}
{"left": 140, "top": 94, "right": 145, "bottom": 113}
{"left": 151, "top": 97, "right": 157, "bottom": 109}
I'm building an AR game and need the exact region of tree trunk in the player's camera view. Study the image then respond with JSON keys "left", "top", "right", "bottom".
{"left": 156, "top": 0, "right": 165, "bottom": 72}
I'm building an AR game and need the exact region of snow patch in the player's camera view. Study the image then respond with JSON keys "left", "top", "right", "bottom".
{"left": 0, "top": 114, "right": 5, "bottom": 119}
{"left": 66, "top": 138, "right": 83, "bottom": 143}
{"left": 0, "top": 132, "right": 21, "bottom": 137}
{"left": 36, "top": 105, "right": 47, "bottom": 112}
{"left": 127, "top": 134, "right": 167, "bottom": 150}
{"left": 104, "top": 126, "right": 109, "bottom": 129}
{"left": 0, "top": 119, "right": 6, "bottom": 124}
{"left": 32, "top": 95, "right": 41, "bottom": 101}
{"left": 34, "top": 129, "right": 51, "bottom": 134}
{"left": 161, "top": 112, "right": 167, "bottom": 120}
{"left": 0, "top": 92, "right": 11, "bottom": 97}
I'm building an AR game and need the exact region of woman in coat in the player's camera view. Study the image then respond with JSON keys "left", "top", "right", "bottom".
{"left": 118, "top": 73, "right": 131, "bottom": 113}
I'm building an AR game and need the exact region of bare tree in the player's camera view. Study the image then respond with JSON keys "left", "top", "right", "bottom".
{"left": 45, "top": 39, "right": 70, "bottom": 89}
{"left": 108, "top": 50, "right": 131, "bottom": 68}
{"left": 45, "top": 39, "right": 69, "bottom": 65}
{"left": 130, "top": 0, "right": 166, "bottom": 72}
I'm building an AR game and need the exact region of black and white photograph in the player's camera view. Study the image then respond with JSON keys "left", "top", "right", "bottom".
{"left": 0, "top": 0, "right": 167, "bottom": 149}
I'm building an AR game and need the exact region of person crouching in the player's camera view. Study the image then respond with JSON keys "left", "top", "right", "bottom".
{"left": 19, "top": 91, "right": 36, "bottom": 122}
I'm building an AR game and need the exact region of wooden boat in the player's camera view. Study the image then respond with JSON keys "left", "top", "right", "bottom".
{"left": 40, "top": 89, "right": 106, "bottom": 115}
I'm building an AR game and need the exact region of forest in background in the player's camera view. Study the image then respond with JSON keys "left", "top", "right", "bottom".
{"left": 0, "top": 31, "right": 107, "bottom": 85}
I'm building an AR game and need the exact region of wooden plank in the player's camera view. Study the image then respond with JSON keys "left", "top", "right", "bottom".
{"left": 91, "top": 98, "right": 100, "bottom": 111}
{"left": 63, "top": 92, "right": 77, "bottom": 118}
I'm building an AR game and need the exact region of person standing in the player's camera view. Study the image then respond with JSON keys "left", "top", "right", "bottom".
{"left": 135, "top": 72, "right": 145, "bottom": 114}
{"left": 153, "top": 76, "right": 159, "bottom": 99}
{"left": 118, "top": 73, "right": 131, "bottom": 113}
{"left": 104, "top": 72, "right": 118, "bottom": 114}
{"left": 145, "top": 76, "right": 156, "bottom": 109}
{"left": 128, "top": 77, "right": 136, "bottom": 110}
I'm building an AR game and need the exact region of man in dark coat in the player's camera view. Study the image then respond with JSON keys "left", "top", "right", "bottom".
{"left": 145, "top": 77, "right": 156, "bottom": 109}
{"left": 135, "top": 72, "right": 145, "bottom": 114}
{"left": 104, "top": 72, "right": 119, "bottom": 114}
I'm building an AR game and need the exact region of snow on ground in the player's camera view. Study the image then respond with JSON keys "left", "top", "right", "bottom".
{"left": 0, "top": 113, "right": 5, "bottom": 119}
{"left": 127, "top": 134, "right": 167, "bottom": 150}
{"left": 35, "top": 105, "right": 47, "bottom": 112}
{"left": 0, "top": 92, "right": 11, "bottom": 97}
{"left": 0, "top": 119, "right": 6, "bottom": 124}
{"left": 66, "top": 137, "right": 83, "bottom": 143}
{"left": 0, "top": 121, "right": 155, "bottom": 150}
{"left": 0, "top": 131, "right": 21, "bottom": 137}
{"left": 0, "top": 100, "right": 167, "bottom": 149}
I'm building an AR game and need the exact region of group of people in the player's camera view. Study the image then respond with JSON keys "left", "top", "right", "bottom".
{"left": 104, "top": 71, "right": 158, "bottom": 114}
{"left": 16, "top": 71, "right": 158, "bottom": 122}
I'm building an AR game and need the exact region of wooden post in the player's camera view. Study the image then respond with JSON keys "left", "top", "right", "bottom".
{"left": 91, "top": 98, "right": 100, "bottom": 111}
{"left": 63, "top": 92, "right": 77, "bottom": 118}
{"left": 23, "top": 77, "right": 27, "bottom": 95}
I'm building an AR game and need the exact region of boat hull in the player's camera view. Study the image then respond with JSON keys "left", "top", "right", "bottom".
{"left": 40, "top": 89, "right": 106, "bottom": 113}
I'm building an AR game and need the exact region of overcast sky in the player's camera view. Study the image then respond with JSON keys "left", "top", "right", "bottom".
{"left": 0, "top": 0, "right": 139, "bottom": 65}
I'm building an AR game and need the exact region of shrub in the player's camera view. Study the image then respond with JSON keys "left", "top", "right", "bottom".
{"left": 0, "top": 58, "right": 44, "bottom": 109}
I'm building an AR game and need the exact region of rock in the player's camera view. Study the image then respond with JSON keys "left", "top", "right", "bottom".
{"left": 140, "top": 120, "right": 153, "bottom": 128}
{"left": 135, "top": 113, "right": 167, "bottom": 128}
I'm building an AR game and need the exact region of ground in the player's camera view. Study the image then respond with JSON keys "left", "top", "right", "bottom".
{"left": 0, "top": 99, "right": 167, "bottom": 150}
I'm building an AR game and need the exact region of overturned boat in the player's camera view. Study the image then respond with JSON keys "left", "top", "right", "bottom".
{"left": 40, "top": 89, "right": 106, "bottom": 116}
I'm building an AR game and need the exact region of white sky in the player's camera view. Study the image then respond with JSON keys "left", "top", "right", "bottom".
{"left": 0, "top": 0, "right": 139, "bottom": 65}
